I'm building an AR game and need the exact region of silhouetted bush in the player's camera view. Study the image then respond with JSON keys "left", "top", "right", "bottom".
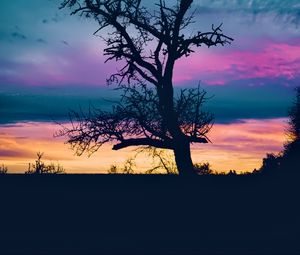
{"left": 0, "top": 164, "right": 8, "bottom": 174}
{"left": 108, "top": 165, "right": 118, "bottom": 174}
{"left": 25, "top": 152, "right": 65, "bottom": 174}
{"left": 227, "top": 170, "right": 238, "bottom": 176}
{"left": 107, "top": 158, "right": 135, "bottom": 174}
{"left": 194, "top": 162, "right": 213, "bottom": 175}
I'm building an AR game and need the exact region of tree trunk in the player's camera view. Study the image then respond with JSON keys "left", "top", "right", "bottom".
{"left": 158, "top": 76, "right": 196, "bottom": 176}
{"left": 173, "top": 140, "right": 196, "bottom": 176}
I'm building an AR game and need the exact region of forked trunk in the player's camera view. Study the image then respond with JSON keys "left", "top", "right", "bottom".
{"left": 173, "top": 141, "right": 196, "bottom": 176}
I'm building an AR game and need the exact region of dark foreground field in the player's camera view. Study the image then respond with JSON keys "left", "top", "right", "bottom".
{"left": 0, "top": 174, "right": 299, "bottom": 255}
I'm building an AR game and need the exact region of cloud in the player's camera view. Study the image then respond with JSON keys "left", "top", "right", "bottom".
{"left": 195, "top": 0, "right": 300, "bottom": 25}
{"left": 0, "top": 87, "right": 117, "bottom": 124}
{"left": 61, "top": 40, "right": 69, "bottom": 46}
{"left": 1, "top": 0, "right": 299, "bottom": 87}
{"left": 42, "top": 14, "right": 61, "bottom": 24}
{"left": 174, "top": 40, "right": 300, "bottom": 86}
{"left": 11, "top": 31, "right": 27, "bottom": 40}
{"left": 3, "top": 35, "right": 300, "bottom": 89}
{"left": 37, "top": 38, "right": 47, "bottom": 43}
{"left": 0, "top": 0, "right": 298, "bottom": 127}
{"left": 0, "top": 41, "right": 119, "bottom": 87}
{"left": 0, "top": 149, "right": 29, "bottom": 158}
{"left": 0, "top": 81, "right": 294, "bottom": 125}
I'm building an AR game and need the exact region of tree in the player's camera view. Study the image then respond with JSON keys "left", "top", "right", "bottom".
{"left": 283, "top": 86, "right": 300, "bottom": 158}
{"left": 60, "top": 0, "right": 233, "bottom": 175}
{"left": 287, "top": 87, "right": 300, "bottom": 143}
{"left": 260, "top": 87, "right": 300, "bottom": 177}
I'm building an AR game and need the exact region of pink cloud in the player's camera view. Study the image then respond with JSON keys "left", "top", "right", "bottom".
{"left": 174, "top": 39, "right": 300, "bottom": 85}
{"left": 2, "top": 38, "right": 300, "bottom": 87}
{"left": 1, "top": 45, "right": 118, "bottom": 86}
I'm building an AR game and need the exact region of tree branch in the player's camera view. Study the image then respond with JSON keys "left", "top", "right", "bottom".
{"left": 188, "top": 137, "right": 208, "bottom": 144}
{"left": 112, "top": 138, "right": 173, "bottom": 150}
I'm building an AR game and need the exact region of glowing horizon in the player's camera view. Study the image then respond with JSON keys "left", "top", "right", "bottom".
{"left": 0, "top": 118, "right": 286, "bottom": 174}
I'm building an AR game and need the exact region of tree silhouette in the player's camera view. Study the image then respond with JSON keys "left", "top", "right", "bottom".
{"left": 260, "top": 87, "right": 300, "bottom": 177}
{"left": 283, "top": 86, "right": 300, "bottom": 160}
{"left": 60, "top": 0, "right": 233, "bottom": 175}
{"left": 286, "top": 87, "right": 300, "bottom": 143}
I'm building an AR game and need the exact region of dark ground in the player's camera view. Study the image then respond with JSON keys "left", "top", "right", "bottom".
{"left": 0, "top": 174, "right": 299, "bottom": 255}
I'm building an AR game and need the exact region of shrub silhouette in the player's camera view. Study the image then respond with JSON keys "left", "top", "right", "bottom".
{"left": 108, "top": 157, "right": 136, "bottom": 174}
{"left": 0, "top": 164, "right": 8, "bottom": 174}
{"left": 108, "top": 165, "right": 118, "bottom": 174}
{"left": 194, "top": 162, "right": 213, "bottom": 175}
{"left": 25, "top": 152, "right": 65, "bottom": 174}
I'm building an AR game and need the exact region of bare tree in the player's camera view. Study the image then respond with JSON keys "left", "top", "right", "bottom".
{"left": 60, "top": 0, "right": 233, "bottom": 175}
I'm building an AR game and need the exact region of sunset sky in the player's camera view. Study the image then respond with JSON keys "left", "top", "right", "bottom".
{"left": 1, "top": 0, "right": 299, "bottom": 173}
